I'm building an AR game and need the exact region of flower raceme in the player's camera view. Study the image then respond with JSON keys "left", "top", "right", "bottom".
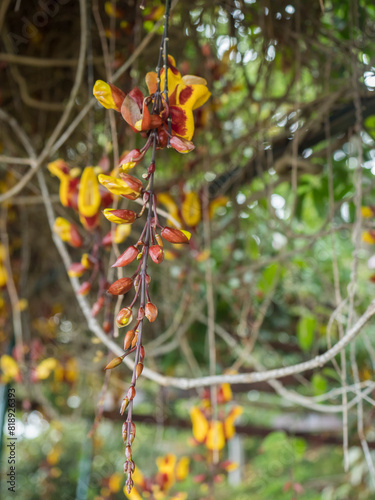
{"left": 48, "top": 161, "right": 112, "bottom": 230}
{"left": 93, "top": 55, "right": 211, "bottom": 153}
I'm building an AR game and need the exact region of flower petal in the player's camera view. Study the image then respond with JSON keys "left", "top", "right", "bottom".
{"left": 78, "top": 167, "right": 101, "bottom": 218}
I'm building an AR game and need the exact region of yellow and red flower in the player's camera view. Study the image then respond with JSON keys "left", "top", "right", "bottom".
{"left": 93, "top": 55, "right": 211, "bottom": 154}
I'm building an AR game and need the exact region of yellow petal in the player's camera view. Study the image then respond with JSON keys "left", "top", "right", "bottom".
{"left": 98, "top": 174, "right": 132, "bottom": 196}
{"left": 224, "top": 405, "right": 243, "bottom": 440}
{"left": 35, "top": 358, "right": 57, "bottom": 380}
{"left": 157, "top": 193, "right": 182, "bottom": 227}
{"left": 124, "top": 486, "right": 143, "bottom": 500}
{"left": 53, "top": 217, "right": 71, "bottom": 241}
{"left": 78, "top": 167, "right": 101, "bottom": 218}
{"left": 108, "top": 472, "right": 123, "bottom": 493}
{"left": 180, "top": 229, "right": 191, "bottom": 241}
{"left": 0, "top": 264, "right": 7, "bottom": 288}
{"left": 182, "top": 75, "right": 208, "bottom": 86}
{"left": 175, "top": 457, "right": 190, "bottom": 481}
{"left": 361, "top": 206, "right": 373, "bottom": 218}
{"left": 176, "top": 83, "right": 211, "bottom": 111}
{"left": 47, "top": 159, "right": 70, "bottom": 179}
{"left": 221, "top": 383, "right": 233, "bottom": 402}
{"left": 93, "top": 80, "right": 116, "bottom": 109}
{"left": 206, "top": 421, "right": 225, "bottom": 451}
{"left": 209, "top": 196, "right": 229, "bottom": 219}
{"left": 59, "top": 176, "right": 70, "bottom": 207}
{"left": 362, "top": 231, "right": 375, "bottom": 244}
{"left": 190, "top": 407, "right": 209, "bottom": 443}
{"left": 160, "top": 55, "right": 182, "bottom": 95}
{"left": 181, "top": 192, "right": 201, "bottom": 227}
{"left": 0, "top": 355, "right": 20, "bottom": 380}
{"left": 114, "top": 224, "right": 131, "bottom": 244}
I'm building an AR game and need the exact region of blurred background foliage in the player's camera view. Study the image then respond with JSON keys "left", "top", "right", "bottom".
{"left": 2, "top": 0, "right": 375, "bottom": 498}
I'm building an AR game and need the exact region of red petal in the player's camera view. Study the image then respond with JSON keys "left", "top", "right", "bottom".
{"left": 170, "top": 106, "right": 188, "bottom": 137}
{"left": 121, "top": 95, "right": 142, "bottom": 128}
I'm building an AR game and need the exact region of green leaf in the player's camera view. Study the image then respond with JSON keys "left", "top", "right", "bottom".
{"left": 258, "top": 263, "right": 281, "bottom": 294}
{"left": 312, "top": 373, "right": 328, "bottom": 395}
{"left": 297, "top": 315, "right": 316, "bottom": 351}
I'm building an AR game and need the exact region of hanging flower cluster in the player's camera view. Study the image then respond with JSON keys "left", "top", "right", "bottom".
{"left": 48, "top": 160, "right": 133, "bottom": 331}
{"left": 123, "top": 454, "right": 189, "bottom": 500}
{"left": 91, "top": 1, "right": 211, "bottom": 493}
{"left": 189, "top": 383, "right": 243, "bottom": 484}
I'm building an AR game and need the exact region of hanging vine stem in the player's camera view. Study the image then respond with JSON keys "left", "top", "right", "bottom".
{"left": 121, "top": 2, "right": 172, "bottom": 492}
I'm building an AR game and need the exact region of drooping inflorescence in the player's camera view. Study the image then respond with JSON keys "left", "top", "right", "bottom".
{"left": 91, "top": 1, "right": 211, "bottom": 492}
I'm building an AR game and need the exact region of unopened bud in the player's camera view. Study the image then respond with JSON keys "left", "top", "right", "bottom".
{"left": 126, "top": 476, "right": 134, "bottom": 493}
{"left": 91, "top": 296, "right": 105, "bottom": 317}
{"left": 139, "top": 345, "right": 145, "bottom": 363}
{"left": 124, "top": 330, "right": 135, "bottom": 350}
{"left": 145, "top": 302, "right": 158, "bottom": 322}
{"left": 103, "top": 208, "right": 137, "bottom": 224}
{"left": 68, "top": 262, "right": 86, "bottom": 278}
{"left": 161, "top": 227, "right": 191, "bottom": 244}
{"left": 131, "top": 332, "right": 139, "bottom": 349}
{"left": 127, "top": 386, "right": 136, "bottom": 401}
{"left": 107, "top": 277, "right": 133, "bottom": 295}
{"left": 103, "top": 320, "right": 111, "bottom": 333}
{"left": 145, "top": 274, "right": 151, "bottom": 284}
{"left": 112, "top": 246, "right": 139, "bottom": 268}
{"left": 155, "top": 234, "right": 163, "bottom": 248}
{"left": 116, "top": 307, "right": 133, "bottom": 327}
{"left": 78, "top": 281, "right": 91, "bottom": 296}
{"left": 120, "top": 397, "right": 129, "bottom": 414}
{"left": 149, "top": 245, "right": 164, "bottom": 264}
{"left": 137, "top": 307, "right": 145, "bottom": 320}
{"left": 122, "top": 422, "right": 127, "bottom": 442}
{"left": 135, "top": 362, "right": 143, "bottom": 379}
{"left": 104, "top": 356, "right": 123, "bottom": 370}
{"left": 81, "top": 253, "right": 95, "bottom": 269}
{"left": 125, "top": 445, "right": 132, "bottom": 459}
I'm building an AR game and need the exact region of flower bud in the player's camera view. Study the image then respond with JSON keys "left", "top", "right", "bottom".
{"left": 104, "top": 356, "right": 123, "bottom": 370}
{"left": 127, "top": 386, "right": 136, "bottom": 401}
{"left": 124, "top": 330, "right": 135, "bottom": 350}
{"left": 119, "top": 149, "right": 145, "bottom": 168}
{"left": 102, "top": 208, "right": 137, "bottom": 224}
{"left": 103, "top": 320, "right": 111, "bottom": 333}
{"left": 149, "top": 245, "right": 164, "bottom": 264}
{"left": 119, "top": 173, "right": 143, "bottom": 195}
{"left": 170, "top": 136, "right": 195, "bottom": 154}
{"left": 101, "top": 230, "right": 113, "bottom": 246}
{"left": 125, "top": 445, "right": 132, "bottom": 459}
{"left": 81, "top": 253, "right": 95, "bottom": 269}
{"left": 125, "top": 477, "right": 134, "bottom": 493}
{"left": 116, "top": 307, "right": 133, "bottom": 327}
{"left": 139, "top": 345, "right": 145, "bottom": 363}
{"left": 120, "top": 397, "right": 129, "bottom": 414}
{"left": 145, "top": 302, "right": 158, "bottom": 322}
{"left": 155, "top": 234, "right": 163, "bottom": 248}
{"left": 135, "top": 362, "right": 143, "bottom": 379}
{"left": 68, "top": 262, "right": 86, "bottom": 278}
{"left": 145, "top": 274, "right": 151, "bottom": 284}
{"left": 107, "top": 277, "right": 133, "bottom": 295}
{"left": 91, "top": 296, "right": 105, "bottom": 317}
{"left": 98, "top": 174, "right": 142, "bottom": 200}
{"left": 78, "top": 281, "right": 91, "bottom": 296}
{"left": 137, "top": 307, "right": 145, "bottom": 320}
{"left": 53, "top": 217, "right": 83, "bottom": 248}
{"left": 161, "top": 227, "right": 191, "bottom": 244}
{"left": 122, "top": 422, "right": 127, "bottom": 442}
{"left": 131, "top": 332, "right": 138, "bottom": 348}
{"left": 112, "top": 246, "right": 139, "bottom": 268}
